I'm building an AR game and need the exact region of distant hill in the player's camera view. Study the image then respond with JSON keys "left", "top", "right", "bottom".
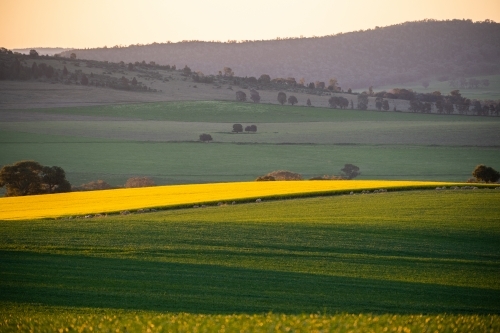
{"left": 59, "top": 20, "right": 500, "bottom": 89}
{"left": 13, "top": 48, "right": 73, "bottom": 56}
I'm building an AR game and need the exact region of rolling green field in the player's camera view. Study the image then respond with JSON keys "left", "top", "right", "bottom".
{"left": 1, "top": 101, "right": 499, "bottom": 187}
{"left": 1, "top": 190, "right": 499, "bottom": 331}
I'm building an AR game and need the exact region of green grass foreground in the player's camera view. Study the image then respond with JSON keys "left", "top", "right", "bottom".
{"left": 1, "top": 305, "right": 498, "bottom": 333}
{"left": 1, "top": 190, "right": 499, "bottom": 331}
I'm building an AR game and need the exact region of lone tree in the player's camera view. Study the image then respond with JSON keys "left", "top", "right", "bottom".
{"left": 249, "top": 89, "right": 260, "bottom": 103}
{"left": 340, "top": 164, "right": 361, "bottom": 180}
{"left": 382, "top": 100, "right": 390, "bottom": 111}
{"left": 288, "top": 95, "right": 298, "bottom": 106}
{"left": 70, "top": 53, "right": 76, "bottom": 60}
{"left": 199, "top": 133, "right": 213, "bottom": 142}
{"left": 40, "top": 166, "right": 71, "bottom": 194}
{"left": 277, "top": 92, "right": 287, "bottom": 105}
{"left": 472, "top": 165, "right": 500, "bottom": 183}
{"left": 307, "top": 98, "right": 312, "bottom": 106}
{"left": 235, "top": 91, "right": 247, "bottom": 102}
{"left": 0, "top": 161, "right": 71, "bottom": 197}
{"left": 357, "top": 93, "right": 368, "bottom": 110}
{"left": 29, "top": 49, "right": 39, "bottom": 58}
{"left": 245, "top": 125, "right": 257, "bottom": 133}
{"left": 232, "top": 123, "right": 243, "bottom": 133}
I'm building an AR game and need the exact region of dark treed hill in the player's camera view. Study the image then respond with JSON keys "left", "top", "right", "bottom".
{"left": 59, "top": 20, "right": 500, "bottom": 89}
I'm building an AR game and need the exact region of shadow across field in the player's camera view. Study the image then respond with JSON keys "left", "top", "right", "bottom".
{"left": 1, "top": 251, "right": 498, "bottom": 314}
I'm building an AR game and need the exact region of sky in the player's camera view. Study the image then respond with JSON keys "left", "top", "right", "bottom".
{"left": 1, "top": 0, "right": 500, "bottom": 49}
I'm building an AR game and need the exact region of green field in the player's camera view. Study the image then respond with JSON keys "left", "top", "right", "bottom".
{"left": 1, "top": 190, "right": 499, "bottom": 331}
{"left": 1, "top": 101, "right": 499, "bottom": 187}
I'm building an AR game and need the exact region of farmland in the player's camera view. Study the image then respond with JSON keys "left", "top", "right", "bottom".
{"left": 1, "top": 101, "right": 499, "bottom": 187}
{"left": 1, "top": 190, "right": 499, "bottom": 331}
{"left": 0, "top": 180, "right": 466, "bottom": 220}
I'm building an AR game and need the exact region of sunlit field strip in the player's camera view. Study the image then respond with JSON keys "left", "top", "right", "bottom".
{"left": 0, "top": 180, "right": 459, "bottom": 220}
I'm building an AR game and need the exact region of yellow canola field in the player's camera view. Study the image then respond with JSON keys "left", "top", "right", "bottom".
{"left": 0, "top": 180, "right": 456, "bottom": 220}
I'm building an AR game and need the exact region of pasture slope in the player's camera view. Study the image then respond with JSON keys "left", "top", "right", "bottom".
{"left": 1, "top": 190, "right": 499, "bottom": 332}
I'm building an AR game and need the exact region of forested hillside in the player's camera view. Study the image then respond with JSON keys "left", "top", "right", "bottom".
{"left": 60, "top": 20, "right": 500, "bottom": 89}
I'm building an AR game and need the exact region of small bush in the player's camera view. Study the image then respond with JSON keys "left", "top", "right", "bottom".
{"left": 255, "top": 175, "right": 276, "bottom": 181}
{"left": 259, "top": 170, "right": 302, "bottom": 181}
{"left": 72, "top": 180, "right": 112, "bottom": 191}
{"left": 125, "top": 177, "right": 155, "bottom": 188}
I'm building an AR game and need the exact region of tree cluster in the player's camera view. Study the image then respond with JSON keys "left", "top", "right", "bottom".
{"left": 199, "top": 133, "right": 213, "bottom": 142}
{"left": 0, "top": 161, "right": 71, "bottom": 197}
{"left": 328, "top": 96, "right": 349, "bottom": 109}
{"left": 472, "top": 165, "right": 500, "bottom": 183}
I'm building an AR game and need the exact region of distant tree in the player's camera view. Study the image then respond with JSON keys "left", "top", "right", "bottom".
{"left": 472, "top": 100, "right": 483, "bottom": 115}
{"left": 245, "top": 125, "right": 257, "bottom": 133}
{"left": 338, "top": 97, "right": 349, "bottom": 109}
{"left": 199, "top": 133, "right": 213, "bottom": 142}
{"left": 183, "top": 65, "right": 191, "bottom": 75}
{"left": 31, "top": 62, "right": 39, "bottom": 78}
{"left": 375, "top": 97, "right": 383, "bottom": 111}
{"left": 232, "top": 124, "right": 243, "bottom": 133}
{"left": 249, "top": 89, "right": 260, "bottom": 103}
{"left": 308, "top": 82, "right": 315, "bottom": 89}
{"left": 422, "top": 80, "right": 430, "bottom": 88}
{"left": 444, "top": 100, "right": 454, "bottom": 114}
{"left": 306, "top": 98, "right": 311, "bottom": 106}
{"left": 357, "top": 93, "right": 368, "bottom": 110}
{"left": 277, "top": 92, "right": 287, "bottom": 105}
{"left": 235, "top": 90, "right": 247, "bottom": 102}
{"left": 341, "top": 164, "right": 361, "bottom": 180}
{"left": 423, "top": 102, "right": 432, "bottom": 113}
{"left": 81, "top": 74, "right": 89, "bottom": 85}
{"left": 223, "top": 67, "right": 234, "bottom": 77}
{"left": 45, "top": 65, "right": 54, "bottom": 78}
{"left": 131, "top": 77, "right": 138, "bottom": 86}
{"left": 382, "top": 100, "right": 390, "bottom": 111}
{"left": 258, "top": 74, "right": 271, "bottom": 84}
{"left": 472, "top": 164, "right": 500, "bottom": 183}
{"left": 70, "top": 53, "right": 76, "bottom": 60}
{"left": 368, "top": 86, "right": 374, "bottom": 96}
{"left": 40, "top": 166, "right": 71, "bottom": 193}
{"left": 347, "top": 88, "right": 352, "bottom": 94}
{"left": 315, "top": 81, "right": 325, "bottom": 90}
{"left": 0, "top": 161, "right": 43, "bottom": 196}
{"left": 435, "top": 99, "right": 444, "bottom": 113}
{"left": 482, "top": 104, "right": 490, "bottom": 116}
{"left": 29, "top": 49, "right": 39, "bottom": 58}
{"left": 409, "top": 100, "right": 423, "bottom": 113}
{"left": 128, "top": 63, "right": 134, "bottom": 71}
{"left": 288, "top": 95, "right": 298, "bottom": 106}
{"left": 328, "top": 78, "right": 338, "bottom": 91}
{"left": 63, "top": 66, "right": 68, "bottom": 76}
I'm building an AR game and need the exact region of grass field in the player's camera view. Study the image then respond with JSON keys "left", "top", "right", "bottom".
{"left": 1, "top": 101, "right": 499, "bottom": 187}
{"left": 1, "top": 190, "right": 499, "bottom": 331}
{"left": 4, "top": 100, "right": 500, "bottom": 123}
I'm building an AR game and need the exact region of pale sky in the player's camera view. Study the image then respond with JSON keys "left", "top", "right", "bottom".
{"left": 1, "top": 0, "right": 500, "bottom": 49}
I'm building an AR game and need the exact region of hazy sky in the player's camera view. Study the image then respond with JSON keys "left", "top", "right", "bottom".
{"left": 2, "top": 0, "right": 500, "bottom": 49}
